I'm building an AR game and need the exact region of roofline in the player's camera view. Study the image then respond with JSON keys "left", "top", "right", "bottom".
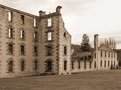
{"left": 0, "top": 4, "right": 38, "bottom": 17}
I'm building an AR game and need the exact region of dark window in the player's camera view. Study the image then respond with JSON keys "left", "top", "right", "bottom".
{"left": 105, "top": 52, "right": 107, "bottom": 57}
{"left": 114, "top": 61, "right": 115, "bottom": 67}
{"left": 108, "top": 61, "right": 110, "bottom": 67}
{"left": 101, "top": 51, "right": 102, "bottom": 57}
{"left": 108, "top": 52, "right": 110, "bottom": 57}
{"left": 78, "top": 61, "right": 80, "bottom": 69}
{"left": 95, "top": 53, "right": 96, "bottom": 58}
{"left": 34, "top": 47, "right": 38, "bottom": 56}
{"left": 100, "top": 61, "right": 102, "bottom": 67}
{"left": 64, "top": 61, "right": 67, "bottom": 70}
{"left": 21, "top": 45, "right": 25, "bottom": 55}
{"left": 47, "top": 46, "right": 52, "bottom": 56}
{"left": 104, "top": 61, "right": 106, "bottom": 67}
{"left": 34, "top": 60, "right": 38, "bottom": 70}
{"left": 72, "top": 61, "right": 74, "bottom": 70}
{"left": 84, "top": 61, "right": 86, "bottom": 69}
{"left": 21, "top": 61, "right": 25, "bottom": 71}
{"left": 8, "top": 60, "right": 13, "bottom": 72}
{"left": 46, "top": 60, "right": 52, "bottom": 72}
{"left": 94, "top": 61, "right": 96, "bottom": 68}
{"left": 64, "top": 32, "right": 66, "bottom": 37}
{"left": 8, "top": 44, "right": 13, "bottom": 54}
{"left": 64, "top": 46, "right": 67, "bottom": 55}
{"left": 21, "top": 15, "right": 24, "bottom": 24}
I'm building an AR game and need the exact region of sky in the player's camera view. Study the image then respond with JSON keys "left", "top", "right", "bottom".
{"left": 0, "top": 0, "right": 121, "bottom": 48}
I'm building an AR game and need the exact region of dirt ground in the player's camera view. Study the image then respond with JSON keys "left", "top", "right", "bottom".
{"left": 0, "top": 69, "right": 121, "bottom": 90}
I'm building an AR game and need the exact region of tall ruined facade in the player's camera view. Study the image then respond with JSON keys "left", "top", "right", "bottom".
{"left": 0, "top": 4, "right": 71, "bottom": 78}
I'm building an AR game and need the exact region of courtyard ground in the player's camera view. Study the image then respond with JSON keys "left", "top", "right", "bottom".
{"left": 0, "top": 69, "right": 121, "bottom": 90}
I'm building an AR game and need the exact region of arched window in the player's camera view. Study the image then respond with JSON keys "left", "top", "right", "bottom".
{"left": 21, "top": 60, "right": 25, "bottom": 71}
{"left": 8, "top": 60, "right": 13, "bottom": 72}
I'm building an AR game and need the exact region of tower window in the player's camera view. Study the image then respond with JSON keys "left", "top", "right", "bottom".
{"left": 8, "top": 60, "right": 13, "bottom": 72}
{"left": 94, "top": 61, "right": 96, "bottom": 68}
{"left": 47, "top": 32, "right": 52, "bottom": 41}
{"left": 47, "top": 46, "right": 52, "bottom": 56}
{"left": 64, "top": 46, "right": 67, "bottom": 55}
{"left": 47, "top": 18, "right": 52, "bottom": 27}
{"left": 8, "top": 11, "right": 12, "bottom": 21}
{"left": 34, "top": 18, "right": 37, "bottom": 27}
{"left": 34, "top": 46, "right": 38, "bottom": 56}
{"left": 8, "top": 44, "right": 13, "bottom": 54}
{"left": 21, "top": 45, "right": 25, "bottom": 55}
{"left": 21, "top": 60, "right": 25, "bottom": 71}
{"left": 72, "top": 61, "right": 74, "bottom": 70}
{"left": 104, "top": 61, "right": 106, "bottom": 67}
{"left": 64, "top": 61, "right": 67, "bottom": 70}
{"left": 21, "top": 15, "right": 24, "bottom": 24}
{"left": 64, "top": 32, "right": 66, "bottom": 37}
{"left": 34, "top": 32, "right": 38, "bottom": 41}
{"left": 34, "top": 60, "right": 38, "bottom": 70}
{"left": 20, "top": 30, "right": 24, "bottom": 39}
{"left": 8, "top": 28, "right": 13, "bottom": 38}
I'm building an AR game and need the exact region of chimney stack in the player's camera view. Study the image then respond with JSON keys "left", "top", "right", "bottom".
{"left": 94, "top": 34, "right": 99, "bottom": 50}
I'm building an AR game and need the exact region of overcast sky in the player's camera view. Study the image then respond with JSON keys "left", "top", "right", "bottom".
{"left": 0, "top": 0, "right": 121, "bottom": 48}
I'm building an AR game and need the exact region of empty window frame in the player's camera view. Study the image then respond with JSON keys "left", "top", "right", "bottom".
{"left": 8, "top": 11, "right": 12, "bottom": 21}
{"left": 8, "top": 60, "right": 13, "bottom": 72}
{"left": 72, "top": 61, "right": 74, "bottom": 70}
{"left": 47, "top": 32, "right": 52, "bottom": 41}
{"left": 101, "top": 51, "right": 102, "bottom": 57}
{"left": 8, "top": 44, "right": 13, "bottom": 54}
{"left": 8, "top": 28, "right": 13, "bottom": 38}
{"left": 84, "top": 61, "right": 86, "bottom": 69}
{"left": 64, "top": 46, "right": 67, "bottom": 55}
{"left": 21, "top": 15, "right": 24, "bottom": 24}
{"left": 94, "top": 61, "right": 96, "bottom": 68}
{"left": 100, "top": 61, "right": 102, "bottom": 67}
{"left": 20, "top": 30, "right": 24, "bottom": 39}
{"left": 21, "top": 45, "right": 25, "bottom": 55}
{"left": 34, "top": 18, "right": 37, "bottom": 27}
{"left": 104, "top": 61, "right": 106, "bottom": 67}
{"left": 34, "top": 60, "right": 38, "bottom": 70}
{"left": 34, "top": 31, "right": 38, "bottom": 41}
{"left": 47, "top": 46, "right": 52, "bottom": 56}
{"left": 64, "top": 61, "right": 67, "bottom": 70}
{"left": 21, "top": 60, "right": 25, "bottom": 71}
{"left": 34, "top": 46, "right": 38, "bottom": 56}
{"left": 47, "top": 18, "right": 52, "bottom": 27}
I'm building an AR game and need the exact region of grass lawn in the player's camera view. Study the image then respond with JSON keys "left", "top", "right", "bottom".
{"left": 0, "top": 69, "right": 121, "bottom": 90}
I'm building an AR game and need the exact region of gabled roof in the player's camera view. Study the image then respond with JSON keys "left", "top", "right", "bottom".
{"left": 98, "top": 44, "right": 112, "bottom": 51}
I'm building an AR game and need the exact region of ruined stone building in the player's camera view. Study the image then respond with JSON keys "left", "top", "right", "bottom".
{"left": 0, "top": 4, "right": 71, "bottom": 78}
{"left": 71, "top": 34, "right": 118, "bottom": 73}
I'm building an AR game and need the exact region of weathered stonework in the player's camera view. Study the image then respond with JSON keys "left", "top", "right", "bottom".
{"left": 0, "top": 4, "right": 71, "bottom": 78}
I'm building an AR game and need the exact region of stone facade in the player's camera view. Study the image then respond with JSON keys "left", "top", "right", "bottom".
{"left": 0, "top": 4, "right": 71, "bottom": 78}
{"left": 71, "top": 34, "right": 118, "bottom": 73}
